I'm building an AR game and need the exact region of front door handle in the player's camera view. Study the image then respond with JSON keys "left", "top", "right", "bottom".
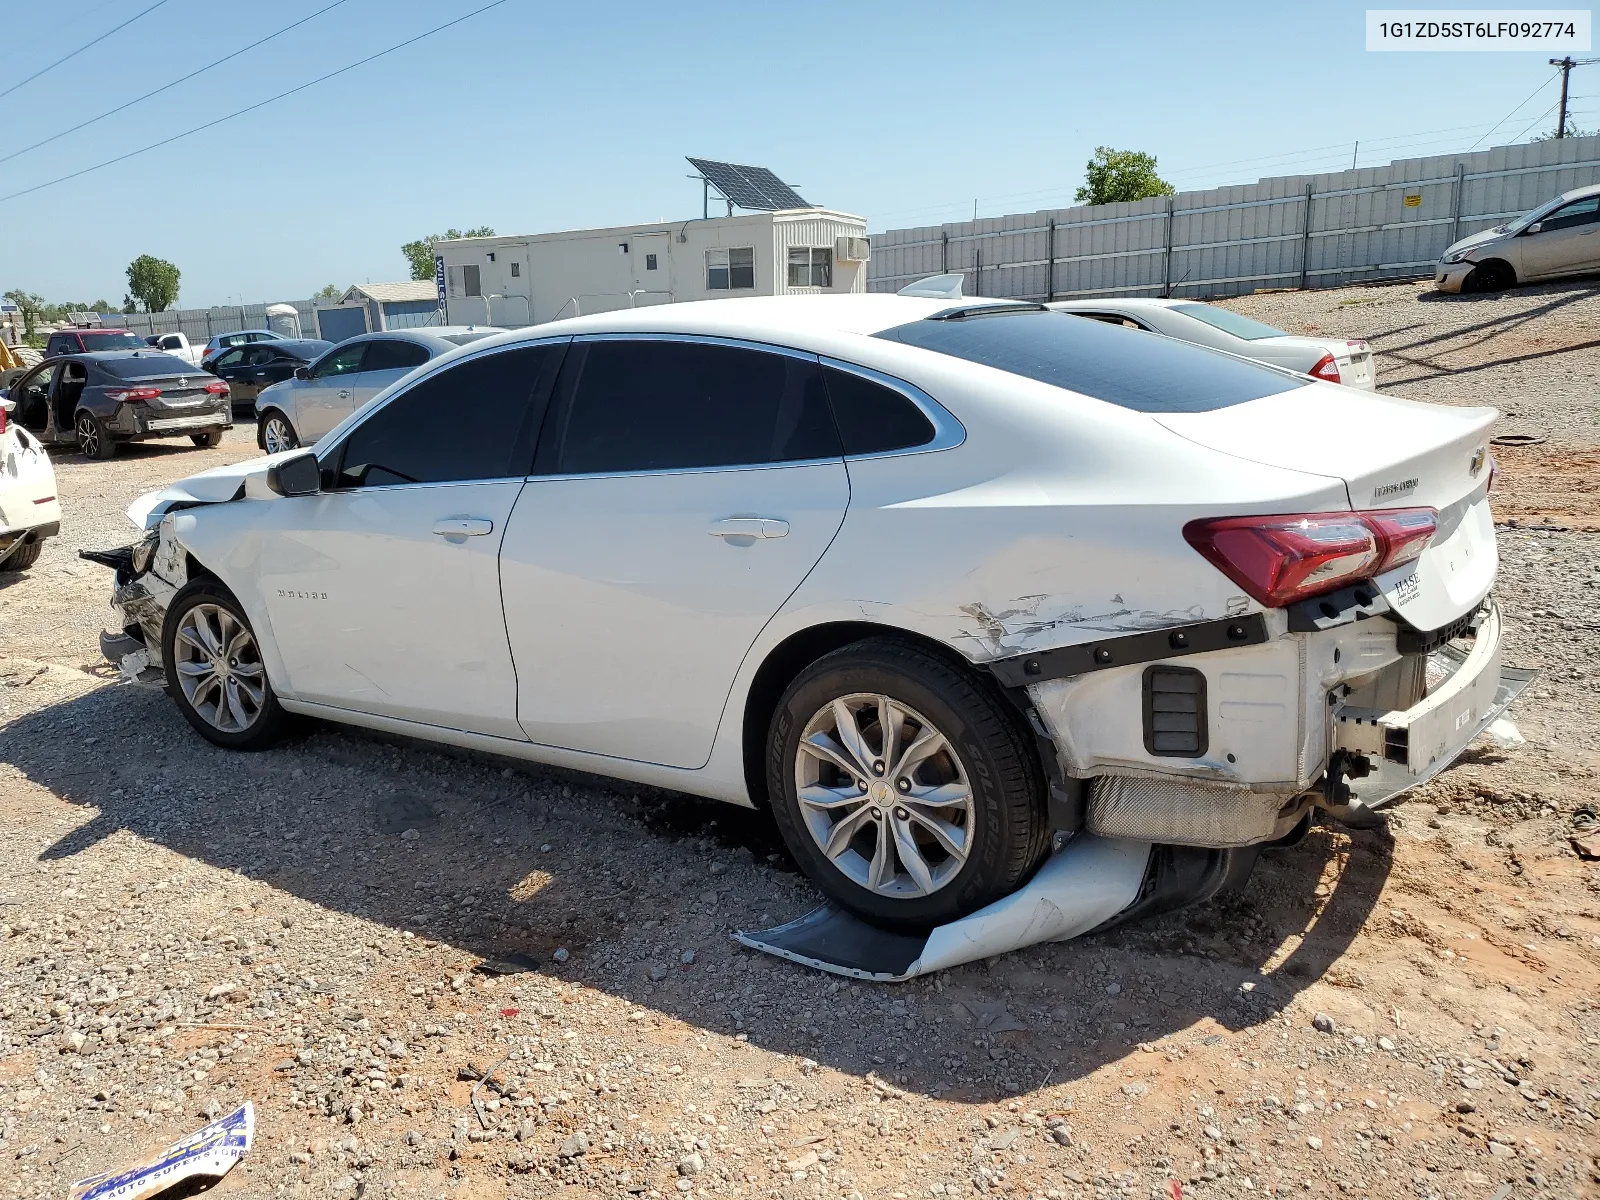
{"left": 432, "top": 518, "right": 494, "bottom": 538}
{"left": 338, "top": 388, "right": 352, "bottom": 399}
{"left": 709, "top": 517, "right": 789, "bottom": 540}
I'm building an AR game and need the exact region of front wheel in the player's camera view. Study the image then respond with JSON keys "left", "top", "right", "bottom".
{"left": 1465, "top": 260, "right": 1515, "bottom": 292}
{"left": 258, "top": 412, "right": 298, "bottom": 454}
{"left": 162, "top": 579, "right": 291, "bottom": 750}
{"left": 767, "top": 639, "right": 1049, "bottom": 930}
{"left": 190, "top": 429, "right": 225, "bottom": 448}
{"left": 75, "top": 410, "right": 116, "bottom": 459}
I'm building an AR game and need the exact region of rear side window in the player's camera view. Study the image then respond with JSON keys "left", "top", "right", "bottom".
{"left": 540, "top": 340, "right": 840, "bottom": 475}
{"left": 334, "top": 345, "right": 563, "bottom": 488}
{"left": 822, "top": 366, "right": 935, "bottom": 455}
{"left": 877, "top": 309, "right": 1304, "bottom": 413}
{"left": 361, "top": 340, "right": 432, "bottom": 372}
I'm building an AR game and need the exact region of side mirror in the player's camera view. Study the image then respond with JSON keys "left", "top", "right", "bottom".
{"left": 265, "top": 450, "right": 320, "bottom": 497}
{"left": 1525, "top": 221, "right": 1543, "bottom": 235}
{"left": 294, "top": 366, "right": 311, "bottom": 381}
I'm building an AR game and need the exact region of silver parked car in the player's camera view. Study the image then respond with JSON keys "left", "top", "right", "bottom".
{"left": 254, "top": 327, "right": 501, "bottom": 453}
{"left": 1048, "top": 298, "right": 1375, "bottom": 389}
{"left": 1434, "top": 183, "right": 1600, "bottom": 293}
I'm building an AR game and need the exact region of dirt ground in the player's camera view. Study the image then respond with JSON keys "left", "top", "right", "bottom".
{"left": 1, "top": 282, "right": 1598, "bottom": 1200}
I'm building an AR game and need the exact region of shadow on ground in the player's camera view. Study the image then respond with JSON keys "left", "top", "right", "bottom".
{"left": 2, "top": 680, "right": 1391, "bottom": 1102}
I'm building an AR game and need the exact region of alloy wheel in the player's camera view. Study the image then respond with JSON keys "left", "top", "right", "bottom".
{"left": 173, "top": 602, "right": 267, "bottom": 733}
{"left": 76, "top": 413, "right": 100, "bottom": 457}
{"left": 262, "top": 417, "right": 295, "bottom": 454}
{"left": 793, "top": 693, "right": 975, "bottom": 898}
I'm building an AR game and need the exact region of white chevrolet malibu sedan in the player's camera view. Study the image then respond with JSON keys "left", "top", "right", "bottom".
{"left": 96, "top": 291, "right": 1520, "bottom": 931}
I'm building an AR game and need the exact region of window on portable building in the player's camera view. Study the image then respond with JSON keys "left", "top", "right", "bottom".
{"left": 706, "top": 247, "right": 755, "bottom": 290}
{"left": 787, "top": 247, "right": 832, "bottom": 288}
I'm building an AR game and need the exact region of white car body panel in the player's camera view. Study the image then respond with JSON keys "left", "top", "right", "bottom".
{"left": 501, "top": 460, "right": 849, "bottom": 768}
{"left": 0, "top": 410, "right": 60, "bottom": 549}
{"left": 117, "top": 293, "right": 1505, "bottom": 818}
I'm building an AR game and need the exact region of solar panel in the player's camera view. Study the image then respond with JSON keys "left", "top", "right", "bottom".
{"left": 687, "top": 157, "right": 810, "bottom": 211}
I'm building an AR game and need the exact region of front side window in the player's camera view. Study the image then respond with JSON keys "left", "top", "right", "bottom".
{"left": 539, "top": 340, "right": 840, "bottom": 475}
{"left": 877, "top": 308, "right": 1304, "bottom": 414}
{"left": 333, "top": 344, "right": 562, "bottom": 489}
{"left": 360, "top": 339, "right": 431, "bottom": 373}
{"left": 309, "top": 342, "right": 368, "bottom": 379}
{"left": 705, "top": 247, "right": 755, "bottom": 290}
{"left": 1539, "top": 195, "right": 1600, "bottom": 231}
{"left": 787, "top": 247, "right": 833, "bottom": 288}
{"left": 214, "top": 348, "right": 246, "bottom": 369}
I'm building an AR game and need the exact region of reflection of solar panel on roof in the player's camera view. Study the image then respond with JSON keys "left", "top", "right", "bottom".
{"left": 687, "top": 158, "right": 811, "bottom": 214}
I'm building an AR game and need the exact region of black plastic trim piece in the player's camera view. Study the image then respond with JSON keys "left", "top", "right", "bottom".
{"left": 1142, "top": 665, "right": 1208, "bottom": 758}
{"left": 1395, "top": 609, "right": 1476, "bottom": 656}
{"left": 988, "top": 613, "right": 1268, "bottom": 689}
{"left": 1285, "top": 581, "right": 1390, "bottom": 633}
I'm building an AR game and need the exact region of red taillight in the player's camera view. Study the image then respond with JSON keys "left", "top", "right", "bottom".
{"left": 106, "top": 387, "right": 161, "bottom": 403}
{"left": 204, "top": 381, "right": 228, "bottom": 395}
{"left": 1308, "top": 353, "right": 1342, "bottom": 383}
{"left": 0, "top": 405, "right": 7, "bottom": 434}
{"left": 1183, "top": 506, "right": 1438, "bottom": 608}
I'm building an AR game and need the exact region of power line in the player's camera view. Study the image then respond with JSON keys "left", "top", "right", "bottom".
{"left": 0, "top": 0, "right": 353, "bottom": 169}
{"left": 0, "top": 0, "right": 174, "bottom": 102}
{"left": 0, "top": 0, "right": 509, "bottom": 206}
{"left": 1468, "top": 69, "right": 1560, "bottom": 150}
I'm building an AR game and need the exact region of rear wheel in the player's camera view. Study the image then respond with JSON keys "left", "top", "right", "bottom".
{"left": 190, "top": 429, "right": 225, "bottom": 448}
{"left": 767, "top": 639, "right": 1049, "bottom": 930}
{"left": 162, "top": 579, "right": 291, "bottom": 750}
{"left": 0, "top": 539, "right": 42, "bottom": 572}
{"left": 258, "top": 412, "right": 298, "bottom": 454}
{"left": 75, "top": 410, "right": 116, "bottom": 459}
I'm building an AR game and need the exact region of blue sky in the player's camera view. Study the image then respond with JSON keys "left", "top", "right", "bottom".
{"left": 2, "top": 0, "right": 1593, "bottom": 308}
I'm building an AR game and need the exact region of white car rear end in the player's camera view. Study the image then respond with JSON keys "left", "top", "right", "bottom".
{"left": 0, "top": 397, "right": 60, "bottom": 570}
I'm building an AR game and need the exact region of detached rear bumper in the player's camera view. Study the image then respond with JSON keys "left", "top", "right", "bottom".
{"left": 1337, "top": 603, "right": 1534, "bottom": 808}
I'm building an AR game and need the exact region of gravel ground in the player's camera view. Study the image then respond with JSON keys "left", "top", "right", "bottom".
{"left": 2, "top": 286, "right": 1599, "bottom": 1200}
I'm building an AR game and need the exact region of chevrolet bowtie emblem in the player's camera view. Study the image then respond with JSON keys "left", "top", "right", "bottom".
{"left": 1469, "top": 447, "right": 1487, "bottom": 475}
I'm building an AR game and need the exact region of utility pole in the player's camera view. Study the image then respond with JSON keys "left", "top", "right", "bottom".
{"left": 1549, "top": 57, "right": 1600, "bottom": 137}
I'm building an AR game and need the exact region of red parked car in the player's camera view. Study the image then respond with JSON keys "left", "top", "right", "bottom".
{"left": 44, "top": 328, "right": 146, "bottom": 358}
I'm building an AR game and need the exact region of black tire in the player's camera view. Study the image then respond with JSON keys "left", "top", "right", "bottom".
{"left": 75, "top": 409, "right": 116, "bottom": 459}
{"left": 1465, "top": 260, "right": 1515, "bottom": 293}
{"left": 766, "top": 638, "right": 1049, "bottom": 930}
{"left": 257, "top": 411, "right": 298, "bottom": 454}
{"left": 0, "top": 538, "right": 42, "bottom": 571}
{"left": 0, "top": 367, "right": 24, "bottom": 389}
{"left": 161, "top": 578, "right": 292, "bottom": 750}
{"left": 190, "top": 429, "right": 225, "bottom": 448}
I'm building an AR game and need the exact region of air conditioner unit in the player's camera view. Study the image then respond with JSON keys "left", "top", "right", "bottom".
{"left": 835, "top": 236, "right": 871, "bottom": 263}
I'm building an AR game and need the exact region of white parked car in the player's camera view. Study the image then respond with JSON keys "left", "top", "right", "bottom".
{"left": 1434, "top": 183, "right": 1600, "bottom": 293}
{"left": 96, "top": 292, "right": 1517, "bottom": 930}
{"left": 252, "top": 327, "right": 502, "bottom": 454}
{"left": 1049, "top": 298, "right": 1376, "bottom": 389}
{"left": 0, "top": 393, "right": 60, "bottom": 571}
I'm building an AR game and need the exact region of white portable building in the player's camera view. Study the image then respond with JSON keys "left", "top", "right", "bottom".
{"left": 434, "top": 209, "right": 869, "bottom": 328}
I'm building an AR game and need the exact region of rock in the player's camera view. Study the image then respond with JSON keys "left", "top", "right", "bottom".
{"left": 648, "top": 964, "right": 669, "bottom": 982}
{"left": 1049, "top": 1126, "right": 1072, "bottom": 1146}
{"left": 1377, "top": 1036, "right": 1396, "bottom": 1051}
{"left": 61, "top": 1030, "right": 85, "bottom": 1053}
{"left": 680, "top": 949, "right": 696, "bottom": 966}
{"left": 560, "top": 1131, "right": 588, "bottom": 1158}
{"left": 1311, "top": 1013, "right": 1335, "bottom": 1034}
{"left": 346, "top": 1102, "right": 363, "bottom": 1125}
{"left": 1488, "top": 1140, "right": 1515, "bottom": 1157}
{"left": 400, "top": 828, "right": 420, "bottom": 842}
{"left": 1306, "top": 1136, "right": 1322, "bottom": 1151}
{"left": 552, "top": 948, "right": 570, "bottom": 964}
{"left": 1120, "top": 1082, "right": 1148, "bottom": 1098}
{"left": 679, "top": 1150, "right": 706, "bottom": 1176}
{"left": 1105, "top": 982, "right": 1122, "bottom": 996}
{"left": 517, "top": 1121, "right": 535, "bottom": 1142}
{"left": 403, "top": 1130, "right": 423, "bottom": 1146}
{"left": 1204, "top": 1125, "right": 1222, "bottom": 1141}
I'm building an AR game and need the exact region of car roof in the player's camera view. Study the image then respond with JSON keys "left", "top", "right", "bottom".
{"left": 56, "top": 327, "right": 133, "bottom": 335}
{"left": 1560, "top": 183, "right": 1600, "bottom": 201}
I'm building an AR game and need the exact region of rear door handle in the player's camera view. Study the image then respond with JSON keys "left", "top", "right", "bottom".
{"left": 708, "top": 517, "right": 789, "bottom": 539}
{"left": 432, "top": 518, "right": 494, "bottom": 538}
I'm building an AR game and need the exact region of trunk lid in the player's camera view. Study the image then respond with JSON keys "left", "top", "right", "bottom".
{"left": 1157, "top": 387, "right": 1498, "bottom": 631}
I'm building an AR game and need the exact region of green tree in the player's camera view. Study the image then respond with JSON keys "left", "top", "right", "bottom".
{"left": 1073, "top": 147, "right": 1175, "bottom": 207}
{"left": 401, "top": 226, "right": 494, "bottom": 280}
{"left": 125, "top": 255, "right": 181, "bottom": 312}
{"left": 3, "top": 289, "right": 44, "bottom": 337}
{"left": 314, "top": 283, "right": 343, "bottom": 300}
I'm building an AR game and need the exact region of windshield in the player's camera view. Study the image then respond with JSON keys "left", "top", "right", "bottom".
{"left": 1505, "top": 194, "right": 1573, "bottom": 234}
{"left": 1170, "top": 303, "right": 1286, "bottom": 341}
{"left": 79, "top": 331, "right": 144, "bottom": 351}
{"left": 876, "top": 308, "right": 1304, "bottom": 413}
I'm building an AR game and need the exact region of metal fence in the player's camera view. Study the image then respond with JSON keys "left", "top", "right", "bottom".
{"left": 867, "top": 135, "right": 1600, "bottom": 300}
{"left": 89, "top": 299, "right": 324, "bottom": 343}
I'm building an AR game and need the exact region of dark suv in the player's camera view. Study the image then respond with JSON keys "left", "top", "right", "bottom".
{"left": 43, "top": 329, "right": 145, "bottom": 357}
{"left": 4, "top": 351, "right": 231, "bottom": 459}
